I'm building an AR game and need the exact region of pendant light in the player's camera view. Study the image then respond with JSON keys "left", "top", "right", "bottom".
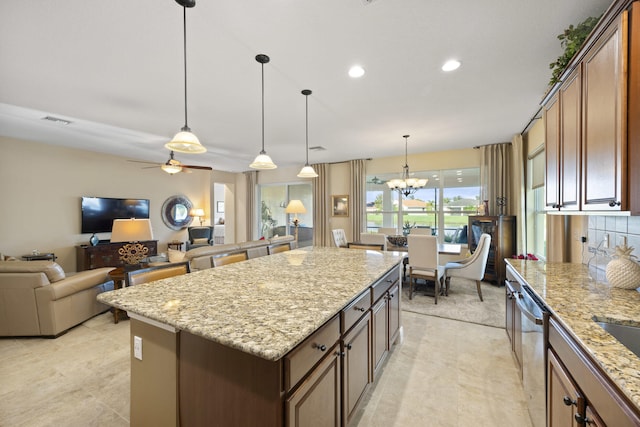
{"left": 249, "top": 54, "right": 277, "bottom": 169}
{"left": 165, "top": 0, "right": 207, "bottom": 154}
{"left": 297, "top": 89, "right": 318, "bottom": 178}
{"left": 387, "top": 135, "right": 428, "bottom": 197}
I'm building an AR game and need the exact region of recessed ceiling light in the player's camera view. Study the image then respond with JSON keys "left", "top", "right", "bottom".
{"left": 348, "top": 65, "right": 365, "bottom": 78}
{"left": 442, "top": 60, "right": 461, "bottom": 72}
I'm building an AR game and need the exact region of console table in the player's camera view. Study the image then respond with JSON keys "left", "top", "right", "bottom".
{"left": 22, "top": 253, "right": 57, "bottom": 262}
{"left": 76, "top": 241, "right": 157, "bottom": 271}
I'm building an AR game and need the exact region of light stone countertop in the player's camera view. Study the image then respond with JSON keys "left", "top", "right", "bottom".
{"left": 506, "top": 259, "right": 640, "bottom": 411}
{"left": 98, "top": 247, "right": 405, "bottom": 361}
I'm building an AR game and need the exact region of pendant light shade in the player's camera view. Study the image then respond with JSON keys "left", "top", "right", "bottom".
{"left": 250, "top": 54, "right": 277, "bottom": 169}
{"left": 165, "top": 0, "right": 207, "bottom": 154}
{"left": 297, "top": 89, "right": 318, "bottom": 178}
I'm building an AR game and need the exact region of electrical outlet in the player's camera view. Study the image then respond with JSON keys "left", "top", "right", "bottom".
{"left": 581, "top": 236, "right": 587, "bottom": 243}
{"left": 619, "top": 235, "right": 628, "bottom": 247}
{"left": 603, "top": 233, "right": 610, "bottom": 249}
{"left": 134, "top": 336, "right": 142, "bottom": 360}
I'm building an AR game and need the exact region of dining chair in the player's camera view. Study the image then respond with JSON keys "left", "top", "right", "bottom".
{"left": 407, "top": 235, "right": 443, "bottom": 303}
{"left": 360, "top": 233, "right": 387, "bottom": 250}
{"left": 126, "top": 261, "right": 191, "bottom": 286}
{"left": 267, "top": 243, "right": 291, "bottom": 255}
{"left": 443, "top": 233, "right": 492, "bottom": 301}
{"left": 211, "top": 251, "right": 248, "bottom": 267}
{"left": 347, "top": 242, "right": 385, "bottom": 250}
{"left": 410, "top": 227, "right": 432, "bottom": 236}
{"left": 378, "top": 227, "right": 398, "bottom": 236}
{"left": 332, "top": 229, "right": 348, "bottom": 248}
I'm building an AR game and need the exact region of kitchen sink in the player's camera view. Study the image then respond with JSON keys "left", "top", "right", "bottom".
{"left": 593, "top": 317, "right": 640, "bottom": 358}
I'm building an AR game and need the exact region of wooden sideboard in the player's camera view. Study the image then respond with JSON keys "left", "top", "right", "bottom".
{"left": 76, "top": 241, "right": 158, "bottom": 271}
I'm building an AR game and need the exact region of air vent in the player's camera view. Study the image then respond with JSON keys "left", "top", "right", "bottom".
{"left": 309, "top": 146, "right": 326, "bottom": 151}
{"left": 361, "top": 0, "right": 379, "bottom": 4}
{"left": 42, "top": 116, "right": 72, "bottom": 125}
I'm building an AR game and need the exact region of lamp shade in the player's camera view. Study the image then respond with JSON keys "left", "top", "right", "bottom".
{"left": 285, "top": 200, "right": 306, "bottom": 214}
{"left": 249, "top": 152, "right": 277, "bottom": 169}
{"left": 190, "top": 208, "right": 205, "bottom": 217}
{"left": 297, "top": 165, "right": 318, "bottom": 178}
{"left": 111, "top": 219, "right": 154, "bottom": 243}
{"left": 161, "top": 163, "right": 183, "bottom": 174}
{"left": 165, "top": 129, "right": 207, "bottom": 154}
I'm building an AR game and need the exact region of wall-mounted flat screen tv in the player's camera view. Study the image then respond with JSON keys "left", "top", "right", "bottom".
{"left": 81, "top": 196, "right": 150, "bottom": 234}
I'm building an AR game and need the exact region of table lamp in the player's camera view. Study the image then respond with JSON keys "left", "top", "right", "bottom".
{"left": 111, "top": 218, "right": 154, "bottom": 267}
{"left": 285, "top": 200, "right": 306, "bottom": 241}
{"left": 190, "top": 208, "right": 205, "bottom": 226}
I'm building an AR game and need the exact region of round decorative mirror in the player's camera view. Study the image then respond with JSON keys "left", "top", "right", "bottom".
{"left": 161, "top": 195, "right": 193, "bottom": 230}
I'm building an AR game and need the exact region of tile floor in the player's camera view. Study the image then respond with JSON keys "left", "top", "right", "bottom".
{"left": 0, "top": 311, "right": 533, "bottom": 427}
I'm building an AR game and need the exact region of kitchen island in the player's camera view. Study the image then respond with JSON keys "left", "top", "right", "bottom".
{"left": 506, "top": 259, "right": 640, "bottom": 425}
{"left": 98, "top": 247, "right": 405, "bottom": 426}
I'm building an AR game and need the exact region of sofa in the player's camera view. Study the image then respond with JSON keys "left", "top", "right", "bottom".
{"left": 0, "top": 261, "right": 115, "bottom": 337}
{"left": 178, "top": 235, "right": 297, "bottom": 271}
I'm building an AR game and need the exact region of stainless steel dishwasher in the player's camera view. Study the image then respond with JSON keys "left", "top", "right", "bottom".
{"left": 517, "top": 284, "right": 549, "bottom": 427}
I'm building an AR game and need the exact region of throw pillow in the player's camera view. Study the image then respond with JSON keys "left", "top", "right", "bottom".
{"left": 168, "top": 249, "right": 185, "bottom": 263}
{"left": 192, "top": 238, "right": 209, "bottom": 245}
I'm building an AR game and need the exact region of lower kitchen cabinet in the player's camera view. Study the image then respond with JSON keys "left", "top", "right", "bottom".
{"left": 505, "top": 277, "right": 523, "bottom": 374}
{"left": 342, "top": 312, "right": 372, "bottom": 425}
{"left": 548, "top": 317, "right": 640, "bottom": 427}
{"left": 286, "top": 343, "right": 342, "bottom": 427}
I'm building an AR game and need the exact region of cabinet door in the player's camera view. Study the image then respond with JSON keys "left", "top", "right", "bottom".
{"left": 548, "top": 349, "right": 584, "bottom": 427}
{"left": 286, "top": 344, "right": 341, "bottom": 427}
{"left": 559, "top": 67, "right": 582, "bottom": 211}
{"left": 582, "top": 405, "right": 605, "bottom": 427}
{"left": 372, "top": 296, "right": 388, "bottom": 379}
{"left": 388, "top": 283, "right": 400, "bottom": 347}
{"left": 545, "top": 93, "right": 561, "bottom": 210}
{"left": 342, "top": 313, "right": 372, "bottom": 425}
{"left": 582, "top": 13, "right": 627, "bottom": 211}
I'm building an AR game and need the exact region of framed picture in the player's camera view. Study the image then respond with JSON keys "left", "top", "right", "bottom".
{"left": 332, "top": 195, "right": 349, "bottom": 217}
{"left": 217, "top": 201, "right": 225, "bottom": 213}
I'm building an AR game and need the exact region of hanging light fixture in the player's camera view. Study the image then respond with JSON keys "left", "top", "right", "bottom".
{"left": 297, "top": 89, "right": 318, "bottom": 178}
{"left": 165, "top": 0, "right": 207, "bottom": 154}
{"left": 249, "top": 54, "right": 277, "bottom": 169}
{"left": 387, "top": 135, "right": 428, "bottom": 197}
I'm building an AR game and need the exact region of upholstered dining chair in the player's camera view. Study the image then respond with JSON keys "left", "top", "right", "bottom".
{"left": 126, "top": 261, "right": 191, "bottom": 286}
{"left": 443, "top": 233, "right": 492, "bottom": 301}
{"left": 410, "top": 227, "right": 432, "bottom": 236}
{"left": 186, "top": 226, "right": 214, "bottom": 250}
{"left": 360, "top": 233, "right": 387, "bottom": 250}
{"left": 211, "top": 251, "right": 248, "bottom": 267}
{"left": 332, "top": 229, "right": 348, "bottom": 248}
{"left": 267, "top": 243, "right": 291, "bottom": 255}
{"left": 378, "top": 227, "right": 397, "bottom": 236}
{"left": 407, "top": 235, "right": 444, "bottom": 303}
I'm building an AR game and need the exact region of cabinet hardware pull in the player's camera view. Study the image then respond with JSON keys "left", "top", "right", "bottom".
{"left": 563, "top": 396, "right": 576, "bottom": 406}
{"left": 609, "top": 200, "right": 621, "bottom": 207}
{"left": 574, "top": 413, "right": 589, "bottom": 424}
{"left": 354, "top": 306, "right": 365, "bottom": 312}
{"left": 385, "top": 279, "right": 392, "bottom": 283}
{"left": 346, "top": 343, "right": 352, "bottom": 350}
{"left": 389, "top": 293, "right": 395, "bottom": 298}
{"left": 316, "top": 344, "right": 327, "bottom": 352}
{"left": 336, "top": 351, "right": 345, "bottom": 357}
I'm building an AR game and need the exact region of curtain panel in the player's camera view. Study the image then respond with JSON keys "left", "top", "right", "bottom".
{"left": 243, "top": 170, "right": 257, "bottom": 240}
{"left": 312, "top": 163, "right": 331, "bottom": 246}
{"left": 480, "top": 143, "right": 512, "bottom": 216}
{"left": 511, "top": 134, "right": 526, "bottom": 255}
{"left": 349, "top": 159, "right": 366, "bottom": 241}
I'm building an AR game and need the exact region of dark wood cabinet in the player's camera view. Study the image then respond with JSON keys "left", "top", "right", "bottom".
{"left": 545, "top": 92, "right": 561, "bottom": 210}
{"left": 342, "top": 312, "right": 372, "bottom": 425}
{"left": 547, "top": 348, "right": 584, "bottom": 427}
{"left": 468, "top": 216, "right": 516, "bottom": 284}
{"left": 76, "top": 241, "right": 157, "bottom": 271}
{"left": 505, "top": 276, "right": 522, "bottom": 376}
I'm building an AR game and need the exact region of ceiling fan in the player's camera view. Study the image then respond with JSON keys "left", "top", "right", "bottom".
{"left": 129, "top": 151, "right": 212, "bottom": 174}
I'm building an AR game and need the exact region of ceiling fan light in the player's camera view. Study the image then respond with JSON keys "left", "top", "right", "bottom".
{"left": 161, "top": 163, "right": 183, "bottom": 174}
{"left": 250, "top": 152, "right": 277, "bottom": 170}
{"left": 165, "top": 129, "right": 207, "bottom": 154}
{"left": 297, "top": 165, "right": 318, "bottom": 178}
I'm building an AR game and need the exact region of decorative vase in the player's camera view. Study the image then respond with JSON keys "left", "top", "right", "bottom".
{"left": 89, "top": 233, "right": 99, "bottom": 246}
{"left": 606, "top": 244, "right": 640, "bottom": 289}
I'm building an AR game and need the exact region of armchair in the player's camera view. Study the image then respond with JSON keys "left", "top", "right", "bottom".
{"left": 443, "top": 233, "right": 491, "bottom": 301}
{"left": 186, "top": 226, "right": 214, "bottom": 250}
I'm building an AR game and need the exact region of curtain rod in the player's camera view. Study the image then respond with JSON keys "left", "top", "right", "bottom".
{"left": 520, "top": 106, "right": 543, "bottom": 135}
{"left": 473, "top": 141, "right": 511, "bottom": 149}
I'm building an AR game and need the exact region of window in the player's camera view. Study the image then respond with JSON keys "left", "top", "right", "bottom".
{"left": 258, "top": 183, "right": 313, "bottom": 246}
{"left": 527, "top": 148, "right": 546, "bottom": 259}
{"left": 366, "top": 168, "right": 480, "bottom": 243}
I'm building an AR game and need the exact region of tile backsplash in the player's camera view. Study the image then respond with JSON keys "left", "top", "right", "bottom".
{"left": 585, "top": 215, "right": 640, "bottom": 282}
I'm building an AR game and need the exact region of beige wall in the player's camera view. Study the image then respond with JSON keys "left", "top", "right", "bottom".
{"left": 0, "top": 136, "right": 210, "bottom": 271}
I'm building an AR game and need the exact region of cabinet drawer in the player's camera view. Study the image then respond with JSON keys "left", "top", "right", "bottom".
{"left": 285, "top": 315, "right": 340, "bottom": 392}
{"left": 341, "top": 290, "right": 371, "bottom": 334}
{"left": 372, "top": 265, "right": 399, "bottom": 303}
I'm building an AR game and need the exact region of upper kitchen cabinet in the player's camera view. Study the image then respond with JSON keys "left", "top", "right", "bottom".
{"left": 543, "top": 0, "right": 640, "bottom": 214}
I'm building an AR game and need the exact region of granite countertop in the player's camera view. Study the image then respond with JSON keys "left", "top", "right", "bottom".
{"left": 506, "top": 259, "right": 640, "bottom": 410}
{"left": 98, "top": 247, "right": 404, "bottom": 361}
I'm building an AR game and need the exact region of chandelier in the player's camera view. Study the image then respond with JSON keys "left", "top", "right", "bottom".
{"left": 386, "top": 135, "right": 427, "bottom": 197}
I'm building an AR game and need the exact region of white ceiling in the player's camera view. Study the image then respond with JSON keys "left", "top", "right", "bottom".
{"left": 0, "top": 0, "right": 612, "bottom": 173}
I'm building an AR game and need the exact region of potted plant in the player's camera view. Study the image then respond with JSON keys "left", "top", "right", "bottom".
{"left": 548, "top": 15, "right": 601, "bottom": 86}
